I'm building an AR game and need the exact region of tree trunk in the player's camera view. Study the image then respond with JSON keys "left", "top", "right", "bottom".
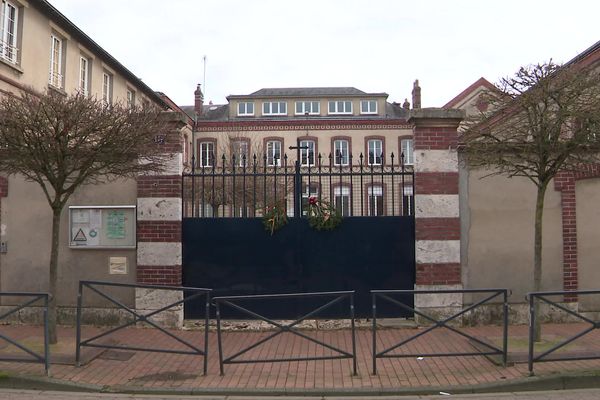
{"left": 48, "top": 207, "right": 61, "bottom": 344}
{"left": 533, "top": 182, "right": 548, "bottom": 342}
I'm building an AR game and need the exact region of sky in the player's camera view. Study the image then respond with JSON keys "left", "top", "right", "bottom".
{"left": 49, "top": 0, "right": 600, "bottom": 108}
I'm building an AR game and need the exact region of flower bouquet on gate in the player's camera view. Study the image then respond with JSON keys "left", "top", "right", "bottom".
{"left": 305, "top": 196, "right": 342, "bottom": 231}
{"left": 262, "top": 202, "right": 288, "bottom": 235}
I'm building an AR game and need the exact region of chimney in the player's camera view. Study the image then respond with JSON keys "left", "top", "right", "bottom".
{"left": 402, "top": 98, "right": 410, "bottom": 110}
{"left": 412, "top": 79, "right": 421, "bottom": 109}
{"left": 194, "top": 84, "right": 204, "bottom": 116}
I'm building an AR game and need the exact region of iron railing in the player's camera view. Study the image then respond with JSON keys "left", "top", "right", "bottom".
{"left": 371, "top": 289, "right": 509, "bottom": 375}
{"left": 0, "top": 292, "right": 50, "bottom": 374}
{"left": 183, "top": 152, "right": 414, "bottom": 219}
{"left": 75, "top": 281, "right": 211, "bottom": 374}
{"left": 528, "top": 289, "right": 600, "bottom": 374}
{"left": 214, "top": 291, "right": 357, "bottom": 375}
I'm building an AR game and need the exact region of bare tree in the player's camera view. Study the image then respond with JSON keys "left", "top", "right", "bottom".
{"left": 0, "top": 89, "right": 171, "bottom": 343}
{"left": 460, "top": 61, "right": 600, "bottom": 340}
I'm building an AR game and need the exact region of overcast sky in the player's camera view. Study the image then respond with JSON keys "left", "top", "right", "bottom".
{"left": 49, "top": 0, "right": 599, "bottom": 108}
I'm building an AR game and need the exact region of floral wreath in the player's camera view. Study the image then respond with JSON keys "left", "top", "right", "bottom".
{"left": 262, "top": 203, "right": 288, "bottom": 235}
{"left": 305, "top": 196, "right": 342, "bottom": 231}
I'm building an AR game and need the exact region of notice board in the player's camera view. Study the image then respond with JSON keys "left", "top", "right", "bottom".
{"left": 69, "top": 206, "right": 136, "bottom": 249}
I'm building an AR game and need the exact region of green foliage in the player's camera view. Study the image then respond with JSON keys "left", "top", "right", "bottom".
{"left": 305, "top": 197, "right": 342, "bottom": 231}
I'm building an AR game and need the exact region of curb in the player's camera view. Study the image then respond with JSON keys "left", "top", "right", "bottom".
{"left": 0, "top": 370, "right": 599, "bottom": 397}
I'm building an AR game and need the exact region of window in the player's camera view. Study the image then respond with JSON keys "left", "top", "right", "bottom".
{"left": 49, "top": 35, "right": 63, "bottom": 88}
{"left": 1, "top": 0, "right": 18, "bottom": 64}
{"left": 334, "top": 186, "right": 351, "bottom": 216}
{"left": 301, "top": 183, "right": 319, "bottom": 216}
{"left": 126, "top": 89, "right": 136, "bottom": 109}
{"left": 360, "top": 100, "right": 377, "bottom": 114}
{"left": 402, "top": 185, "right": 414, "bottom": 216}
{"left": 400, "top": 138, "right": 414, "bottom": 165}
{"left": 328, "top": 100, "right": 352, "bottom": 115}
{"left": 295, "top": 101, "right": 320, "bottom": 115}
{"left": 368, "top": 185, "right": 384, "bottom": 216}
{"left": 102, "top": 72, "right": 112, "bottom": 106}
{"left": 79, "top": 56, "right": 89, "bottom": 96}
{"left": 300, "top": 139, "right": 315, "bottom": 167}
{"left": 367, "top": 139, "right": 383, "bottom": 165}
{"left": 237, "top": 102, "right": 254, "bottom": 116}
{"left": 333, "top": 139, "right": 349, "bottom": 166}
{"left": 231, "top": 140, "right": 249, "bottom": 167}
{"left": 198, "top": 141, "right": 215, "bottom": 167}
{"left": 263, "top": 101, "right": 287, "bottom": 116}
{"left": 266, "top": 140, "right": 282, "bottom": 166}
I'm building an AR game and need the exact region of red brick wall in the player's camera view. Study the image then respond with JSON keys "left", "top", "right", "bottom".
{"left": 137, "top": 265, "right": 182, "bottom": 285}
{"left": 416, "top": 218, "right": 460, "bottom": 240}
{"left": 137, "top": 176, "right": 181, "bottom": 198}
{"left": 137, "top": 221, "right": 181, "bottom": 242}
{"left": 415, "top": 173, "right": 459, "bottom": 194}
{"left": 416, "top": 263, "right": 461, "bottom": 285}
{"left": 413, "top": 127, "right": 458, "bottom": 150}
{"left": 0, "top": 176, "right": 7, "bottom": 198}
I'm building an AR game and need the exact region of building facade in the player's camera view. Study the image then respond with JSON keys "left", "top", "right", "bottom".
{"left": 0, "top": 0, "right": 189, "bottom": 321}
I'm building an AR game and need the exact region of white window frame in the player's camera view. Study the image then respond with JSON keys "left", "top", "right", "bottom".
{"left": 301, "top": 183, "right": 319, "bottom": 216}
{"left": 334, "top": 139, "right": 349, "bottom": 166}
{"left": 263, "top": 101, "right": 287, "bottom": 116}
{"left": 401, "top": 138, "right": 414, "bottom": 165}
{"left": 199, "top": 141, "right": 215, "bottom": 168}
{"left": 79, "top": 56, "right": 89, "bottom": 96}
{"left": 126, "top": 88, "right": 136, "bottom": 109}
{"left": 368, "top": 185, "right": 384, "bottom": 216}
{"left": 232, "top": 140, "right": 249, "bottom": 167}
{"left": 360, "top": 100, "right": 377, "bottom": 115}
{"left": 237, "top": 102, "right": 254, "bottom": 116}
{"left": 328, "top": 100, "right": 352, "bottom": 115}
{"left": 102, "top": 72, "right": 113, "bottom": 106}
{"left": 295, "top": 101, "right": 320, "bottom": 115}
{"left": 1, "top": 0, "right": 19, "bottom": 64}
{"left": 266, "top": 140, "right": 282, "bottom": 166}
{"left": 49, "top": 35, "right": 63, "bottom": 88}
{"left": 334, "top": 186, "right": 351, "bottom": 216}
{"left": 368, "top": 139, "right": 383, "bottom": 165}
{"left": 300, "top": 140, "right": 316, "bottom": 167}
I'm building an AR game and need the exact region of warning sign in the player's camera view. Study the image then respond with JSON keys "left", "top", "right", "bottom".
{"left": 72, "top": 228, "right": 87, "bottom": 242}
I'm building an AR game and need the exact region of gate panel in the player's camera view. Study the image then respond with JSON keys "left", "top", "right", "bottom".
{"left": 183, "top": 217, "right": 414, "bottom": 318}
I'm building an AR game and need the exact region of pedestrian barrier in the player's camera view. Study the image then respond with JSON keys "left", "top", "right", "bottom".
{"left": 0, "top": 292, "right": 50, "bottom": 374}
{"left": 528, "top": 289, "right": 600, "bottom": 374}
{"left": 214, "top": 291, "right": 357, "bottom": 375}
{"left": 75, "top": 281, "right": 211, "bottom": 374}
{"left": 371, "top": 288, "right": 509, "bottom": 375}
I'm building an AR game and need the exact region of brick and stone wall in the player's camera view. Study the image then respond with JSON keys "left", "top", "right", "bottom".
{"left": 135, "top": 112, "right": 187, "bottom": 326}
{"left": 409, "top": 109, "right": 464, "bottom": 308}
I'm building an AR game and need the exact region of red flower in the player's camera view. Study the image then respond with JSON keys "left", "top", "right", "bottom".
{"left": 308, "top": 196, "right": 317, "bottom": 205}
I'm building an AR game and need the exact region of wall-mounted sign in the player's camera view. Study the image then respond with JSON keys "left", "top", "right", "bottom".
{"left": 69, "top": 206, "right": 136, "bottom": 249}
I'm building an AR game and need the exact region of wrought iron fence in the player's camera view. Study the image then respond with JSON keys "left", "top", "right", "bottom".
{"left": 75, "top": 281, "right": 211, "bottom": 374}
{"left": 0, "top": 292, "right": 50, "bottom": 374}
{"left": 183, "top": 152, "right": 414, "bottom": 218}
{"left": 214, "top": 291, "right": 357, "bottom": 376}
{"left": 371, "top": 289, "right": 509, "bottom": 375}
{"left": 528, "top": 289, "right": 600, "bottom": 375}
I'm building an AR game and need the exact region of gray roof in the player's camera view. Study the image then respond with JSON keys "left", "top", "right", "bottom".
{"left": 228, "top": 87, "right": 388, "bottom": 99}
{"left": 181, "top": 104, "right": 230, "bottom": 121}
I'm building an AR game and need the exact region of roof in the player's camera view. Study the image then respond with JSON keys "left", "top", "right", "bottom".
{"left": 443, "top": 77, "right": 496, "bottom": 109}
{"left": 227, "top": 87, "right": 388, "bottom": 99}
{"left": 564, "top": 39, "right": 600, "bottom": 68}
{"left": 33, "top": 0, "right": 167, "bottom": 109}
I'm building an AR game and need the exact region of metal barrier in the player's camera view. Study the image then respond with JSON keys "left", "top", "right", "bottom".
{"left": 75, "top": 281, "right": 211, "bottom": 374}
{"left": 0, "top": 292, "right": 50, "bottom": 374}
{"left": 214, "top": 291, "right": 357, "bottom": 375}
{"left": 528, "top": 289, "right": 600, "bottom": 374}
{"left": 371, "top": 289, "right": 509, "bottom": 375}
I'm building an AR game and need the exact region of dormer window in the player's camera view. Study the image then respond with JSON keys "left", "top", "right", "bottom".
{"left": 328, "top": 100, "right": 352, "bottom": 115}
{"left": 360, "top": 100, "right": 377, "bottom": 115}
{"left": 263, "top": 101, "right": 287, "bottom": 116}
{"left": 295, "top": 101, "right": 320, "bottom": 115}
{"left": 237, "top": 102, "right": 254, "bottom": 116}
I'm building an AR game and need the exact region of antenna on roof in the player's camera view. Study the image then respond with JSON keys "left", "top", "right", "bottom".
{"left": 202, "top": 55, "right": 207, "bottom": 101}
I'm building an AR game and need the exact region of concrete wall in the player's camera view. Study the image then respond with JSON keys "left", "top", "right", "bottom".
{"left": 575, "top": 178, "right": 600, "bottom": 311}
{"left": 0, "top": 176, "right": 137, "bottom": 307}
{"left": 462, "top": 168, "right": 563, "bottom": 301}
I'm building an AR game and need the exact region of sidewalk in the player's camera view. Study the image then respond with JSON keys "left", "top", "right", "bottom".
{"left": 0, "top": 323, "right": 599, "bottom": 395}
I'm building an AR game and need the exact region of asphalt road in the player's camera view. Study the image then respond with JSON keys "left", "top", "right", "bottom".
{"left": 2, "top": 388, "right": 600, "bottom": 399}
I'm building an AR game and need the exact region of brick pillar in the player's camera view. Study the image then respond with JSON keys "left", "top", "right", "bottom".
{"left": 135, "top": 112, "right": 187, "bottom": 327}
{"left": 0, "top": 176, "right": 7, "bottom": 254}
{"left": 408, "top": 109, "right": 463, "bottom": 310}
